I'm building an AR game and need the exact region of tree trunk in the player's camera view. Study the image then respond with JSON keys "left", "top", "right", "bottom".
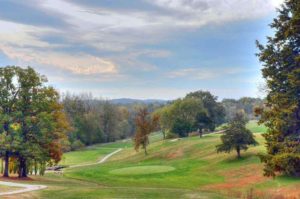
{"left": 236, "top": 146, "right": 241, "bottom": 159}
{"left": 19, "top": 157, "right": 27, "bottom": 178}
{"left": 3, "top": 152, "right": 9, "bottom": 177}
{"left": 1, "top": 158, "right": 3, "bottom": 174}
{"left": 199, "top": 128, "right": 203, "bottom": 138}
{"left": 144, "top": 146, "right": 148, "bottom": 156}
{"left": 162, "top": 131, "right": 166, "bottom": 140}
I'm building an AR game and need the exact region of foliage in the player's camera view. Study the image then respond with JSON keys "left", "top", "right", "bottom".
{"left": 216, "top": 112, "right": 258, "bottom": 158}
{"left": 71, "top": 140, "right": 85, "bottom": 151}
{"left": 256, "top": 0, "right": 300, "bottom": 177}
{"left": 222, "top": 97, "right": 264, "bottom": 121}
{"left": 156, "top": 90, "right": 224, "bottom": 138}
{"left": 134, "top": 108, "right": 159, "bottom": 155}
{"left": 186, "top": 90, "right": 225, "bottom": 129}
{"left": 62, "top": 94, "right": 162, "bottom": 148}
{"left": 0, "top": 66, "right": 70, "bottom": 177}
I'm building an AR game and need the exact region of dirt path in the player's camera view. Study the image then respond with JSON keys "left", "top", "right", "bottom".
{"left": 0, "top": 148, "right": 123, "bottom": 196}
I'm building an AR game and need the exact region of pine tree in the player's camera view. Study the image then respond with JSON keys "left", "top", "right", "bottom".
{"left": 256, "top": 0, "right": 300, "bottom": 177}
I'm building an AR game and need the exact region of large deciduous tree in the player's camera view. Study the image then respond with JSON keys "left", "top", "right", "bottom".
{"left": 0, "top": 66, "right": 70, "bottom": 178}
{"left": 156, "top": 91, "right": 224, "bottom": 138}
{"left": 0, "top": 66, "right": 20, "bottom": 177}
{"left": 134, "top": 107, "right": 159, "bottom": 155}
{"left": 186, "top": 90, "right": 225, "bottom": 131}
{"left": 216, "top": 112, "right": 257, "bottom": 158}
{"left": 256, "top": 0, "right": 300, "bottom": 177}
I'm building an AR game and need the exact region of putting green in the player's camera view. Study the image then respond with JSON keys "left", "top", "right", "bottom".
{"left": 110, "top": 165, "right": 175, "bottom": 176}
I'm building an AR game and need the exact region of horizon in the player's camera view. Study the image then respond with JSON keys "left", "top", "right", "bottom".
{"left": 0, "top": 0, "right": 283, "bottom": 100}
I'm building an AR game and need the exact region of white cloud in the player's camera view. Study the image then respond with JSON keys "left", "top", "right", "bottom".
{"left": 148, "top": 0, "right": 282, "bottom": 27}
{"left": 0, "top": 0, "right": 283, "bottom": 99}
{"left": 0, "top": 45, "right": 117, "bottom": 75}
{"left": 0, "top": 20, "right": 63, "bottom": 48}
{"left": 167, "top": 67, "right": 248, "bottom": 80}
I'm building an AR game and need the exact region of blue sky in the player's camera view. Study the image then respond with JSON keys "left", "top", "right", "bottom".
{"left": 0, "top": 0, "right": 283, "bottom": 100}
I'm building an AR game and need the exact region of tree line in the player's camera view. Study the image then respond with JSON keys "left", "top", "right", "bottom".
{"left": 62, "top": 93, "right": 163, "bottom": 151}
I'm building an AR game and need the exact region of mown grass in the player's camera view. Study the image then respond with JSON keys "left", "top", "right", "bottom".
{"left": 8, "top": 122, "right": 300, "bottom": 198}
{"left": 246, "top": 120, "right": 267, "bottom": 133}
{"left": 110, "top": 165, "right": 175, "bottom": 176}
{"left": 61, "top": 147, "right": 117, "bottom": 166}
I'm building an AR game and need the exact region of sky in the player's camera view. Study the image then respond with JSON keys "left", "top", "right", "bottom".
{"left": 0, "top": 0, "right": 284, "bottom": 100}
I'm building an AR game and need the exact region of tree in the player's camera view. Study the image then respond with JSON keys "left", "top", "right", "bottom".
{"left": 0, "top": 66, "right": 22, "bottom": 177}
{"left": 256, "top": 0, "right": 300, "bottom": 177}
{"left": 216, "top": 112, "right": 257, "bottom": 158}
{"left": 154, "top": 105, "right": 172, "bottom": 139}
{"left": 195, "top": 111, "right": 211, "bottom": 138}
{"left": 0, "top": 66, "right": 70, "bottom": 178}
{"left": 186, "top": 91, "right": 225, "bottom": 131}
{"left": 134, "top": 107, "right": 159, "bottom": 155}
{"left": 62, "top": 94, "right": 138, "bottom": 147}
{"left": 16, "top": 67, "right": 70, "bottom": 177}
{"left": 222, "top": 98, "right": 264, "bottom": 121}
{"left": 155, "top": 97, "right": 210, "bottom": 138}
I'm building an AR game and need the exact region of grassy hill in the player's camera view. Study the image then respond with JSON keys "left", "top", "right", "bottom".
{"left": 6, "top": 121, "right": 300, "bottom": 199}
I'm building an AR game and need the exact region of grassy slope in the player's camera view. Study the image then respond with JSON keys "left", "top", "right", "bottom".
{"left": 61, "top": 147, "right": 117, "bottom": 166}
{"left": 9, "top": 122, "right": 300, "bottom": 199}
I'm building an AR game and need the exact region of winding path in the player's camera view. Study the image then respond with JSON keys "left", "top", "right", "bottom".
{"left": 69, "top": 148, "right": 122, "bottom": 168}
{"left": 0, "top": 148, "right": 123, "bottom": 196}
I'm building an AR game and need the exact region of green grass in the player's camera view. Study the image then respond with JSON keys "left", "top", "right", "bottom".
{"left": 246, "top": 120, "right": 267, "bottom": 133}
{"left": 110, "top": 165, "right": 175, "bottom": 176}
{"left": 11, "top": 122, "right": 300, "bottom": 198}
{"left": 60, "top": 147, "right": 117, "bottom": 166}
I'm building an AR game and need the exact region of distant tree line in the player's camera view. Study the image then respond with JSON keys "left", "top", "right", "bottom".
{"left": 62, "top": 93, "right": 164, "bottom": 151}
{"left": 221, "top": 97, "right": 264, "bottom": 122}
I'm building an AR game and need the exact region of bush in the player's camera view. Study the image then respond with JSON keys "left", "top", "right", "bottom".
{"left": 188, "top": 131, "right": 199, "bottom": 137}
{"left": 71, "top": 140, "right": 85, "bottom": 151}
{"left": 166, "top": 132, "right": 178, "bottom": 139}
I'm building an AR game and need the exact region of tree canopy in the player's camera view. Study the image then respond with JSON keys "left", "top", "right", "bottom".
{"left": 156, "top": 90, "right": 225, "bottom": 138}
{"left": 0, "top": 66, "right": 70, "bottom": 177}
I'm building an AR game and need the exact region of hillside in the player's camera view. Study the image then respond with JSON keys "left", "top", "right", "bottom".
{"left": 3, "top": 122, "right": 300, "bottom": 199}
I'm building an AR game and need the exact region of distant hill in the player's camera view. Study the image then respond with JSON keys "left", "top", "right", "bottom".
{"left": 110, "top": 98, "right": 168, "bottom": 105}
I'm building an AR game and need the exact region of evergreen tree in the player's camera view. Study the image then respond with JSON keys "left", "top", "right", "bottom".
{"left": 256, "top": 0, "right": 300, "bottom": 177}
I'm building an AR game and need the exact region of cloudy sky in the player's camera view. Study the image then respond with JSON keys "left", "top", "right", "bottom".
{"left": 0, "top": 0, "right": 284, "bottom": 100}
